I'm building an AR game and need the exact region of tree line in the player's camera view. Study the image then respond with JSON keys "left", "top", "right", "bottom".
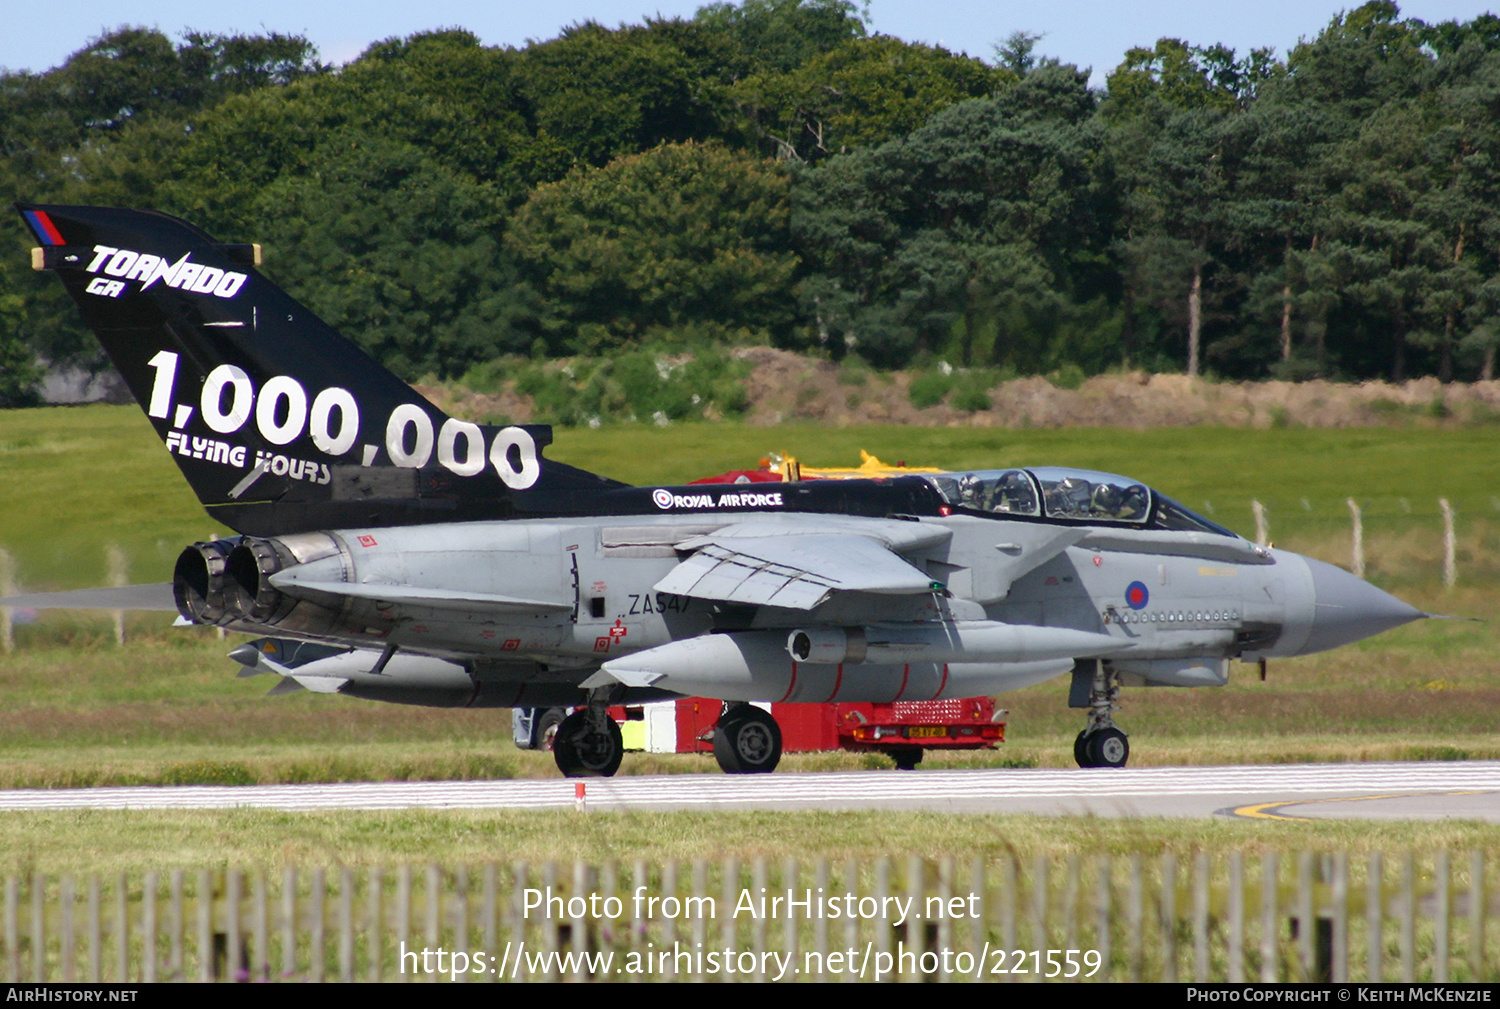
{"left": 2, "top": 0, "right": 1498, "bottom": 406}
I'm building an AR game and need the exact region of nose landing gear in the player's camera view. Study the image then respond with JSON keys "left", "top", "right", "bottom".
{"left": 1074, "top": 661, "right": 1129, "bottom": 768}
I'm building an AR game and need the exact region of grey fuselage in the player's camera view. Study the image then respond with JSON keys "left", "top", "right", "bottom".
{"left": 215, "top": 491, "right": 1417, "bottom": 706}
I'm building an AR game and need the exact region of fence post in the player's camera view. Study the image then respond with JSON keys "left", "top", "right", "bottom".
{"left": 368, "top": 865, "right": 383, "bottom": 983}
{"left": 30, "top": 873, "right": 44, "bottom": 982}
{"left": 999, "top": 855, "right": 1017, "bottom": 984}
{"left": 843, "top": 858, "right": 859, "bottom": 985}
{"left": 106, "top": 543, "right": 127, "bottom": 647}
{"left": 195, "top": 869, "right": 211, "bottom": 983}
{"left": 283, "top": 866, "right": 298, "bottom": 981}
{"left": 225, "top": 868, "right": 243, "bottom": 982}
{"left": 141, "top": 872, "right": 156, "bottom": 984}
{"left": 86, "top": 875, "right": 100, "bottom": 983}
{"left": 1159, "top": 853, "right": 1177, "bottom": 982}
{"left": 113, "top": 873, "right": 127, "bottom": 984}
{"left": 1260, "top": 852, "right": 1278, "bottom": 982}
{"left": 168, "top": 870, "right": 183, "bottom": 981}
{"left": 694, "top": 859, "right": 710, "bottom": 981}
{"left": 1367, "top": 852, "right": 1384, "bottom": 982}
{"left": 1435, "top": 850, "right": 1451, "bottom": 983}
{"left": 4, "top": 874, "right": 16, "bottom": 981}
{"left": 338, "top": 867, "right": 354, "bottom": 984}
{"left": 1347, "top": 498, "right": 1365, "bottom": 578}
{"left": 1127, "top": 854, "right": 1143, "bottom": 983}
{"left": 1193, "top": 852, "right": 1209, "bottom": 981}
{"left": 1400, "top": 853, "right": 1415, "bottom": 982}
{"left": 1227, "top": 852, "right": 1244, "bottom": 983}
{"left": 252, "top": 871, "right": 268, "bottom": 984}
{"left": 1030, "top": 854, "right": 1048, "bottom": 977}
{"left": 1469, "top": 852, "right": 1484, "bottom": 983}
{"left": 60, "top": 875, "right": 74, "bottom": 983}
{"left": 1440, "top": 499, "right": 1457, "bottom": 589}
{"left": 1095, "top": 855, "right": 1112, "bottom": 982}
{"left": 1331, "top": 852, "right": 1348, "bottom": 982}
{"left": 0, "top": 548, "right": 13, "bottom": 653}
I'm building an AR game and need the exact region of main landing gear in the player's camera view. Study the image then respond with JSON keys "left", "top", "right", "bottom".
{"left": 713, "top": 703, "right": 783, "bottom": 774}
{"left": 1074, "top": 661, "right": 1129, "bottom": 769}
{"left": 553, "top": 691, "right": 623, "bottom": 778}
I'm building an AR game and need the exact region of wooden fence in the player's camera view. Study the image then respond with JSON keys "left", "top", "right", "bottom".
{"left": 2, "top": 850, "right": 1496, "bottom": 982}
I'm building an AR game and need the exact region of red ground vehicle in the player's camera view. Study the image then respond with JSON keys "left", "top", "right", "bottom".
{"left": 515, "top": 697, "right": 1004, "bottom": 770}
{"left": 645, "top": 696, "right": 1005, "bottom": 770}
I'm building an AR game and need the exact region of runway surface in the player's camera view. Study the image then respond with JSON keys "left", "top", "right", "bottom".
{"left": 1, "top": 762, "right": 1498, "bottom": 820}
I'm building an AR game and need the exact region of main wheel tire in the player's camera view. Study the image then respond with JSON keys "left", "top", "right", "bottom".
{"left": 713, "top": 705, "right": 782, "bottom": 774}
{"left": 889, "top": 745, "right": 923, "bottom": 771}
{"left": 553, "top": 711, "right": 624, "bottom": 777}
{"left": 534, "top": 708, "right": 565, "bottom": 752}
{"left": 1083, "top": 727, "right": 1129, "bottom": 768}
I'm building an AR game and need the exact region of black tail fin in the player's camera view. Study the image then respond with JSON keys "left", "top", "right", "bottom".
{"left": 17, "top": 204, "right": 621, "bottom": 535}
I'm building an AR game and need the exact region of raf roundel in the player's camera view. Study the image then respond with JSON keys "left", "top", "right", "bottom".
{"left": 652, "top": 488, "right": 674, "bottom": 510}
{"left": 1125, "top": 581, "right": 1150, "bottom": 610}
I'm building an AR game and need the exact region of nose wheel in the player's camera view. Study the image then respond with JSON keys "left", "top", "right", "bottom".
{"left": 713, "top": 703, "right": 783, "bottom": 774}
{"left": 1075, "top": 662, "right": 1129, "bottom": 768}
{"left": 1075, "top": 726, "right": 1129, "bottom": 768}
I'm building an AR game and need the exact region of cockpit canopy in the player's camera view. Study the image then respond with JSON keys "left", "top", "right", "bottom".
{"left": 925, "top": 467, "right": 1237, "bottom": 537}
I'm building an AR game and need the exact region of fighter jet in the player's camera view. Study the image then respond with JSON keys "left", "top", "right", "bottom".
{"left": 11, "top": 204, "right": 1429, "bottom": 776}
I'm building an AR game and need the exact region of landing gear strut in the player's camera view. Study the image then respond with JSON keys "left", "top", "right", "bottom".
{"left": 713, "top": 703, "right": 783, "bottom": 774}
{"left": 553, "top": 691, "right": 623, "bottom": 777}
{"left": 1075, "top": 662, "right": 1129, "bottom": 768}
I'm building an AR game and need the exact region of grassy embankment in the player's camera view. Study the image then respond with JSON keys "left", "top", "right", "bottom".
{"left": 0, "top": 405, "right": 1495, "bottom": 867}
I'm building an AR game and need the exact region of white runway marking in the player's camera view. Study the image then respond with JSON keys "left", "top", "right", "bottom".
{"left": 0, "top": 763, "right": 1497, "bottom": 819}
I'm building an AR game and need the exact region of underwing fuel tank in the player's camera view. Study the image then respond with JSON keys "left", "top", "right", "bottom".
{"left": 787, "top": 622, "right": 1123, "bottom": 666}
{"left": 598, "top": 631, "right": 1077, "bottom": 702}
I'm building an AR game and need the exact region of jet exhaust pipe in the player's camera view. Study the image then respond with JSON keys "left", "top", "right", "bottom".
{"left": 215, "top": 532, "right": 351, "bottom": 633}
{"left": 224, "top": 537, "right": 294, "bottom": 623}
{"left": 171, "top": 537, "right": 241, "bottom": 625}
{"left": 787, "top": 621, "right": 1124, "bottom": 667}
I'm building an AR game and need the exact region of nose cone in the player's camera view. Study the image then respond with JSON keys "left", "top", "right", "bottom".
{"left": 1299, "top": 556, "right": 1426, "bottom": 655}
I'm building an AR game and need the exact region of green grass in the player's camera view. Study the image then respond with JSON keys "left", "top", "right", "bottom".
{"left": 0, "top": 810, "right": 1497, "bottom": 875}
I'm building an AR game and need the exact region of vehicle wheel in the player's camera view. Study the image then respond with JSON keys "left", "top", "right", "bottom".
{"left": 534, "top": 708, "right": 565, "bottom": 752}
{"left": 1083, "top": 727, "right": 1129, "bottom": 769}
{"left": 713, "top": 705, "right": 782, "bottom": 774}
{"left": 553, "top": 711, "right": 623, "bottom": 777}
{"left": 1074, "top": 730, "right": 1092, "bottom": 768}
{"left": 889, "top": 745, "right": 923, "bottom": 771}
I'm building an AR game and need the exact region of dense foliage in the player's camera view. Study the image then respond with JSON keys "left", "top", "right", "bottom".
{"left": 3, "top": 0, "right": 1499, "bottom": 405}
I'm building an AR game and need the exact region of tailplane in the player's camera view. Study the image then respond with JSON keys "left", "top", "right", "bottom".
{"left": 17, "top": 204, "right": 621, "bottom": 535}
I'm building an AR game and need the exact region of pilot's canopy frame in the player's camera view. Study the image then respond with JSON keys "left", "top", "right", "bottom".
{"left": 924, "top": 467, "right": 1237, "bottom": 537}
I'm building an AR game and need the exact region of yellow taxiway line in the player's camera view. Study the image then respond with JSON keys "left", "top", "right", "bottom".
{"left": 1231, "top": 791, "right": 1489, "bottom": 821}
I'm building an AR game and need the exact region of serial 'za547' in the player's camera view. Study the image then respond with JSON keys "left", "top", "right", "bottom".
{"left": 12, "top": 203, "right": 1428, "bottom": 776}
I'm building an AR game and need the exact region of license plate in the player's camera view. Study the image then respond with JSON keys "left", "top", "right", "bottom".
{"left": 906, "top": 726, "right": 948, "bottom": 739}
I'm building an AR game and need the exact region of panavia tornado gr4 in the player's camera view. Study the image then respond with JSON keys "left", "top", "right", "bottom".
{"left": 13, "top": 203, "right": 1429, "bottom": 776}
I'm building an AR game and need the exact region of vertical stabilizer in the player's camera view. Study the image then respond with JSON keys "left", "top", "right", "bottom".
{"left": 17, "top": 204, "right": 621, "bottom": 534}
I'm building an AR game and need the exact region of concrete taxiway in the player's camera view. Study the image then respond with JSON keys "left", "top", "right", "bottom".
{"left": 0, "top": 762, "right": 1496, "bottom": 820}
